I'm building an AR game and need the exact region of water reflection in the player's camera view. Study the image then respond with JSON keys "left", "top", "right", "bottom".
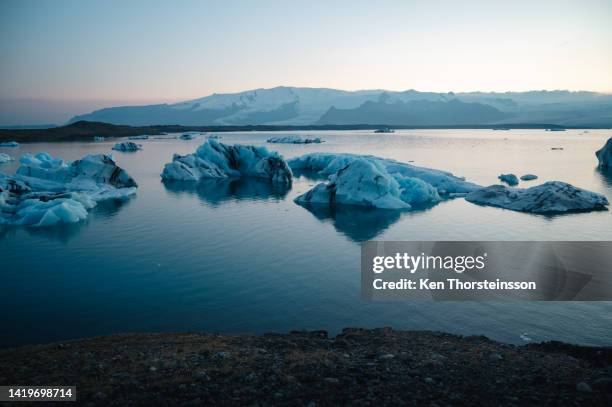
{"left": 297, "top": 204, "right": 402, "bottom": 242}
{"left": 163, "top": 178, "right": 291, "bottom": 205}
{"left": 596, "top": 167, "right": 612, "bottom": 189}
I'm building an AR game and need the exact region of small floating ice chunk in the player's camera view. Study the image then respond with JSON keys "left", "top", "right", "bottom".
{"left": 161, "top": 139, "right": 292, "bottom": 184}
{"left": 466, "top": 181, "right": 608, "bottom": 214}
{"left": 520, "top": 174, "right": 538, "bottom": 181}
{"left": 596, "top": 137, "right": 612, "bottom": 169}
{"left": 207, "top": 134, "right": 220, "bottom": 139}
{"left": 0, "top": 153, "right": 13, "bottom": 164}
{"left": 0, "top": 141, "right": 19, "bottom": 147}
{"left": 93, "top": 136, "right": 105, "bottom": 141}
{"left": 267, "top": 135, "right": 323, "bottom": 144}
{"left": 498, "top": 173, "right": 519, "bottom": 186}
{"left": 112, "top": 141, "right": 141, "bottom": 152}
{"left": 180, "top": 133, "right": 196, "bottom": 140}
{"left": 128, "top": 135, "right": 149, "bottom": 140}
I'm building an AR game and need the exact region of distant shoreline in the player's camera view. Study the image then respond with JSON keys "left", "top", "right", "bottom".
{"left": 1, "top": 328, "right": 610, "bottom": 405}
{"left": 0, "top": 120, "right": 605, "bottom": 143}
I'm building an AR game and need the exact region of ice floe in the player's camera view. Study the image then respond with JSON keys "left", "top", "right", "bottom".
{"left": 0, "top": 153, "right": 13, "bottom": 164}
{"left": 596, "top": 137, "right": 612, "bottom": 169}
{"left": 267, "top": 135, "right": 323, "bottom": 144}
{"left": 0, "top": 141, "right": 19, "bottom": 147}
{"left": 0, "top": 153, "right": 137, "bottom": 227}
{"left": 520, "top": 174, "right": 538, "bottom": 181}
{"left": 498, "top": 173, "right": 519, "bottom": 186}
{"left": 290, "top": 153, "right": 479, "bottom": 210}
{"left": 112, "top": 141, "right": 141, "bottom": 152}
{"left": 161, "top": 139, "right": 292, "bottom": 184}
{"left": 465, "top": 181, "right": 608, "bottom": 214}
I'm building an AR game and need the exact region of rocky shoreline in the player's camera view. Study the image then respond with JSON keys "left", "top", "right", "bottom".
{"left": 1, "top": 328, "right": 611, "bottom": 406}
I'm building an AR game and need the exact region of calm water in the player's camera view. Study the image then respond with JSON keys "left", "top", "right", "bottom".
{"left": 1, "top": 129, "right": 612, "bottom": 347}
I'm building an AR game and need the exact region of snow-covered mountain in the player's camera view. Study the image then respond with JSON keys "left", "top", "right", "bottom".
{"left": 69, "top": 86, "right": 612, "bottom": 127}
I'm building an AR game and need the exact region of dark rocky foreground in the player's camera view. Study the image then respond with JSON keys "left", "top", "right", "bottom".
{"left": 1, "top": 328, "right": 611, "bottom": 406}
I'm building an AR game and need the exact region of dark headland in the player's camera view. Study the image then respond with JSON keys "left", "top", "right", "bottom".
{"left": 1, "top": 329, "right": 611, "bottom": 406}
{"left": 0, "top": 121, "right": 580, "bottom": 143}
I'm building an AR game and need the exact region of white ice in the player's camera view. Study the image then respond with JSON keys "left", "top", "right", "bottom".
{"left": 596, "top": 137, "right": 612, "bottom": 169}
{"left": 161, "top": 139, "right": 292, "bottom": 184}
{"left": 0, "top": 153, "right": 137, "bottom": 227}
{"left": 267, "top": 135, "right": 323, "bottom": 144}
{"left": 290, "top": 153, "right": 478, "bottom": 210}
{"left": 465, "top": 181, "right": 609, "bottom": 214}
{"left": 0, "top": 153, "right": 13, "bottom": 164}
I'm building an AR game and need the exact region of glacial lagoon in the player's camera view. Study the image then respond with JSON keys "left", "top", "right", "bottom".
{"left": 1, "top": 129, "right": 612, "bottom": 347}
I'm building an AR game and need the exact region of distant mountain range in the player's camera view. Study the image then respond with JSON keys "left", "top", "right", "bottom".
{"left": 70, "top": 87, "right": 612, "bottom": 127}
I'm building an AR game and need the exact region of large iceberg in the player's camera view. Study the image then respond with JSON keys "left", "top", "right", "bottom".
{"left": 161, "top": 139, "right": 292, "bottom": 184}
{"left": 290, "top": 153, "right": 479, "bottom": 210}
{"left": 0, "top": 153, "right": 137, "bottom": 227}
{"left": 267, "top": 135, "right": 323, "bottom": 144}
{"left": 112, "top": 141, "right": 141, "bottom": 152}
{"left": 0, "top": 153, "right": 13, "bottom": 164}
{"left": 596, "top": 137, "right": 612, "bottom": 169}
{"left": 465, "top": 181, "right": 608, "bottom": 214}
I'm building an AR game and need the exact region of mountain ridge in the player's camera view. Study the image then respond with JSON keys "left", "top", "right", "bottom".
{"left": 69, "top": 86, "right": 612, "bottom": 127}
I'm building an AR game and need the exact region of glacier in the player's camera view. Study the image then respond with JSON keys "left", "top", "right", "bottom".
{"left": 0, "top": 153, "right": 137, "bottom": 227}
{"left": 161, "top": 139, "right": 292, "bottom": 184}
{"left": 112, "top": 141, "right": 142, "bottom": 152}
{"left": 466, "top": 182, "right": 608, "bottom": 214}
{"left": 267, "top": 135, "right": 323, "bottom": 144}
{"left": 290, "top": 153, "right": 479, "bottom": 210}
{"left": 596, "top": 137, "right": 612, "bottom": 169}
{"left": 0, "top": 153, "right": 13, "bottom": 164}
{"left": 498, "top": 173, "right": 519, "bottom": 186}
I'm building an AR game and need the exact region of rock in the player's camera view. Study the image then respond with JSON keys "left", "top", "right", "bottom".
{"left": 596, "top": 137, "right": 612, "bottom": 168}
{"left": 161, "top": 139, "right": 292, "bottom": 184}
{"left": 592, "top": 377, "right": 612, "bottom": 393}
{"left": 466, "top": 181, "right": 608, "bottom": 214}
{"left": 576, "top": 381, "right": 592, "bottom": 393}
{"left": 498, "top": 173, "right": 519, "bottom": 186}
{"left": 112, "top": 141, "right": 141, "bottom": 152}
{"left": 520, "top": 174, "right": 538, "bottom": 181}
{"left": 488, "top": 352, "right": 504, "bottom": 362}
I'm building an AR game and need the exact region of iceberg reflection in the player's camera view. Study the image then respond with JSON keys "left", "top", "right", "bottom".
{"left": 162, "top": 178, "right": 290, "bottom": 206}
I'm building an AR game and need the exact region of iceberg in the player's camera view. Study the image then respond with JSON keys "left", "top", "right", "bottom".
{"left": 180, "top": 133, "right": 196, "bottom": 140}
{"left": 267, "top": 135, "right": 323, "bottom": 144}
{"left": 112, "top": 141, "right": 141, "bottom": 152}
{"left": 291, "top": 153, "right": 479, "bottom": 210}
{"left": 0, "top": 141, "right": 19, "bottom": 147}
{"left": 0, "top": 153, "right": 137, "bottom": 227}
{"left": 161, "top": 139, "right": 292, "bottom": 184}
{"left": 0, "top": 153, "right": 13, "bottom": 164}
{"left": 520, "top": 174, "right": 538, "bottom": 181}
{"left": 93, "top": 136, "right": 106, "bottom": 141}
{"left": 596, "top": 137, "right": 612, "bottom": 169}
{"left": 465, "top": 181, "right": 608, "bottom": 214}
{"left": 498, "top": 173, "right": 519, "bottom": 186}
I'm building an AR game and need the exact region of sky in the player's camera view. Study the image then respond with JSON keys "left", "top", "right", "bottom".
{"left": 1, "top": 0, "right": 611, "bottom": 124}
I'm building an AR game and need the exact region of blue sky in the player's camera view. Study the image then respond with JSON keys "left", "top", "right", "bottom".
{"left": 1, "top": 0, "right": 611, "bottom": 123}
